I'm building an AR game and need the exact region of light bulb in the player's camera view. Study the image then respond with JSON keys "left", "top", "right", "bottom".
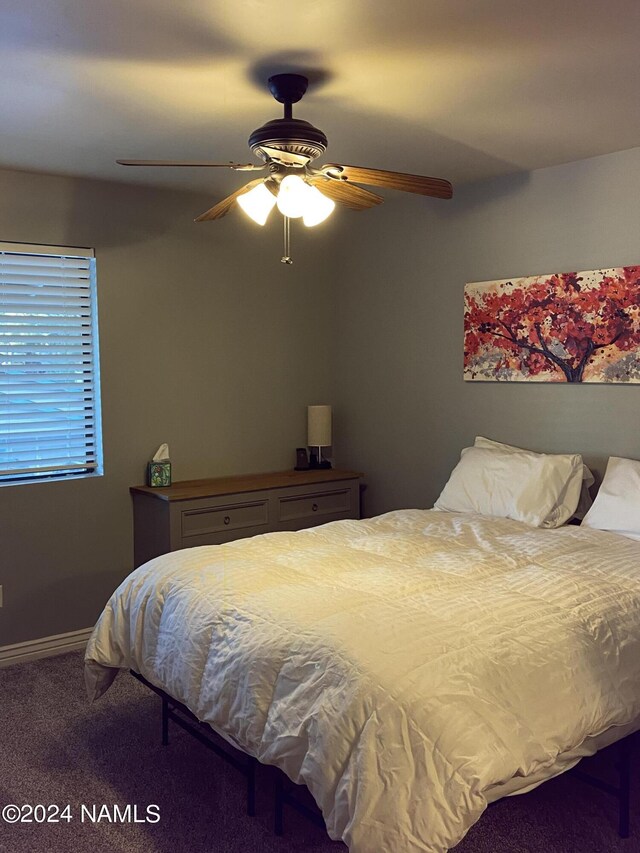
{"left": 276, "top": 175, "right": 309, "bottom": 219}
{"left": 302, "top": 186, "right": 335, "bottom": 227}
{"left": 237, "top": 182, "right": 276, "bottom": 225}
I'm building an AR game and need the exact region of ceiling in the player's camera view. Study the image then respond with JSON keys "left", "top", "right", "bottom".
{"left": 1, "top": 0, "right": 639, "bottom": 198}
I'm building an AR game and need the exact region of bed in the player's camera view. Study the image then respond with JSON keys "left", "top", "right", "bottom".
{"left": 85, "top": 504, "right": 640, "bottom": 853}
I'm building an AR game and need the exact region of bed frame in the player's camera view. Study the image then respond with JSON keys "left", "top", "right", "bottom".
{"left": 573, "top": 738, "right": 633, "bottom": 838}
{"left": 130, "top": 671, "right": 258, "bottom": 817}
{"left": 130, "top": 670, "right": 634, "bottom": 843}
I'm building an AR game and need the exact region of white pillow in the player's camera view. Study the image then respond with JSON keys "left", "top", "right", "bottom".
{"left": 581, "top": 457, "right": 640, "bottom": 541}
{"left": 474, "top": 436, "right": 594, "bottom": 519}
{"left": 435, "top": 445, "right": 583, "bottom": 528}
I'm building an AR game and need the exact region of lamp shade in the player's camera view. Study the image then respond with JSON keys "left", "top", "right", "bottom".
{"left": 302, "top": 186, "right": 335, "bottom": 227}
{"left": 237, "top": 182, "right": 276, "bottom": 225}
{"left": 276, "top": 175, "right": 309, "bottom": 219}
{"left": 307, "top": 405, "right": 332, "bottom": 447}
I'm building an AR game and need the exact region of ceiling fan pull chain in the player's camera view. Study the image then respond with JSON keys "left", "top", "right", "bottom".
{"left": 281, "top": 216, "right": 293, "bottom": 264}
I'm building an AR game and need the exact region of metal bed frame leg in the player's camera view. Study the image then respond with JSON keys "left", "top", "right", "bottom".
{"left": 157, "top": 683, "right": 256, "bottom": 817}
{"left": 617, "top": 738, "right": 631, "bottom": 839}
{"left": 274, "top": 772, "right": 284, "bottom": 836}
{"left": 161, "top": 695, "right": 169, "bottom": 746}
{"left": 247, "top": 757, "right": 257, "bottom": 817}
{"left": 571, "top": 733, "right": 634, "bottom": 840}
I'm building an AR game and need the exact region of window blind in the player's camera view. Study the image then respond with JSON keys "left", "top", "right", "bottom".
{"left": 0, "top": 243, "right": 103, "bottom": 484}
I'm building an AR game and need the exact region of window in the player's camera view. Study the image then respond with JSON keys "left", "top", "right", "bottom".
{"left": 0, "top": 242, "right": 103, "bottom": 485}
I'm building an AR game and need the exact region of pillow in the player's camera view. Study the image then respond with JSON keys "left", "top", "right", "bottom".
{"left": 434, "top": 444, "right": 583, "bottom": 528}
{"left": 581, "top": 457, "right": 640, "bottom": 541}
{"left": 474, "top": 436, "right": 595, "bottom": 519}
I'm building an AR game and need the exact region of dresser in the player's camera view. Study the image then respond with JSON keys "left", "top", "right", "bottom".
{"left": 130, "top": 468, "right": 363, "bottom": 568}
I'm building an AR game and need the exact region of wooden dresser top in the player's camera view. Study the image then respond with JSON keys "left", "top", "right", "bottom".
{"left": 130, "top": 469, "right": 363, "bottom": 502}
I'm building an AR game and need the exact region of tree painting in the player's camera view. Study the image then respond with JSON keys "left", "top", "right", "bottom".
{"left": 464, "top": 265, "right": 640, "bottom": 383}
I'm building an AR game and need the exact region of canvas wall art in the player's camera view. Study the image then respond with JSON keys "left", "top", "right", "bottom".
{"left": 464, "top": 265, "right": 640, "bottom": 383}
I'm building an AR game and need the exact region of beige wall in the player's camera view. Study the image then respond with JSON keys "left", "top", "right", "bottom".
{"left": 0, "top": 167, "right": 338, "bottom": 646}
{"left": 333, "top": 146, "right": 640, "bottom": 517}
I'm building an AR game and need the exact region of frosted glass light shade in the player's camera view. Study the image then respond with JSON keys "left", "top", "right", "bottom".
{"left": 237, "top": 182, "right": 276, "bottom": 225}
{"left": 303, "top": 186, "right": 335, "bottom": 227}
{"left": 307, "top": 405, "right": 332, "bottom": 447}
{"left": 276, "top": 175, "right": 309, "bottom": 218}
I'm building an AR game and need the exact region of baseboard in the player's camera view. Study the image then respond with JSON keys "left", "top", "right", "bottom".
{"left": 0, "top": 627, "right": 93, "bottom": 668}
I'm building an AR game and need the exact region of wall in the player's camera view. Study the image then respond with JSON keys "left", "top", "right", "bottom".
{"left": 333, "top": 146, "right": 640, "bottom": 516}
{"left": 0, "top": 167, "right": 338, "bottom": 646}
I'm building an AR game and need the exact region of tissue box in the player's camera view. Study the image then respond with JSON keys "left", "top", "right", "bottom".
{"left": 147, "top": 461, "right": 171, "bottom": 488}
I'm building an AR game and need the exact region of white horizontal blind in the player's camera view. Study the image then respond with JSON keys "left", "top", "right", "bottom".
{"left": 0, "top": 243, "right": 103, "bottom": 484}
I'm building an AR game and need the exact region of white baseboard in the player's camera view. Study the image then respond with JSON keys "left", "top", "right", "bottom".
{"left": 0, "top": 627, "right": 93, "bottom": 668}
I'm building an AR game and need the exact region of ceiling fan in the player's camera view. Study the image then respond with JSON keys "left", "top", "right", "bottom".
{"left": 117, "top": 74, "right": 453, "bottom": 262}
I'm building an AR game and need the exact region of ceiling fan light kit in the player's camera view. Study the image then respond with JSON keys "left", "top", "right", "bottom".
{"left": 117, "top": 72, "right": 453, "bottom": 263}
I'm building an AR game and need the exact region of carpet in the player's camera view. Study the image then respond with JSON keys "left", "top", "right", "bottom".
{"left": 0, "top": 651, "right": 637, "bottom": 852}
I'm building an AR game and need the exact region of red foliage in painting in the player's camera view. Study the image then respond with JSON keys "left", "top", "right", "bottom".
{"left": 464, "top": 266, "right": 640, "bottom": 382}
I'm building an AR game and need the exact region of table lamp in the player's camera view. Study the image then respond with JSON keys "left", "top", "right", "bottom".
{"left": 307, "top": 405, "right": 332, "bottom": 469}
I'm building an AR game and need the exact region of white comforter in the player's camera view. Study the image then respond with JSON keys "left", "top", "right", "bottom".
{"left": 85, "top": 510, "right": 640, "bottom": 852}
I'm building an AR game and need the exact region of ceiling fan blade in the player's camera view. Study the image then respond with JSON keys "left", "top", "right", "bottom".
{"left": 323, "top": 164, "right": 453, "bottom": 199}
{"left": 307, "top": 176, "right": 383, "bottom": 210}
{"left": 117, "top": 160, "right": 265, "bottom": 171}
{"left": 194, "top": 179, "right": 265, "bottom": 222}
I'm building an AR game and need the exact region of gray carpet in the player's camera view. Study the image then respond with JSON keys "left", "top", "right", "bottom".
{"left": 0, "top": 651, "right": 637, "bottom": 852}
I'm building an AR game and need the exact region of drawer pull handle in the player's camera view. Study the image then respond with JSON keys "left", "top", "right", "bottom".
{"left": 312, "top": 503, "right": 318, "bottom": 512}
{"left": 224, "top": 515, "right": 231, "bottom": 525}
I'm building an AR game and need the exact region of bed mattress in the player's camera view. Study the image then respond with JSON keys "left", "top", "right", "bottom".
{"left": 85, "top": 510, "right": 640, "bottom": 853}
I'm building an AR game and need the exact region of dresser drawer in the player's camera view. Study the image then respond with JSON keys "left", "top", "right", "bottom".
{"left": 181, "top": 499, "right": 269, "bottom": 539}
{"left": 277, "top": 488, "right": 351, "bottom": 524}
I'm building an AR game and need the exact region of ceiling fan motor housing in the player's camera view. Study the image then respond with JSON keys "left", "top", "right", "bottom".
{"left": 249, "top": 118, "right": 328, "bottom": 164}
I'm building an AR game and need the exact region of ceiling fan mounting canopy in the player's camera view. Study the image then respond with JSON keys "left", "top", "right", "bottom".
{"left": 267, "top": 73, "right": 309, "bottom": 104}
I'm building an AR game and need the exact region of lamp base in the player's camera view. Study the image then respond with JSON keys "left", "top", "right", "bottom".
{"left": 309, "top": 459, "right": 332, "bottom": 470}
{"left": 308, "top": 448, "right": 332, "bottom": 470}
